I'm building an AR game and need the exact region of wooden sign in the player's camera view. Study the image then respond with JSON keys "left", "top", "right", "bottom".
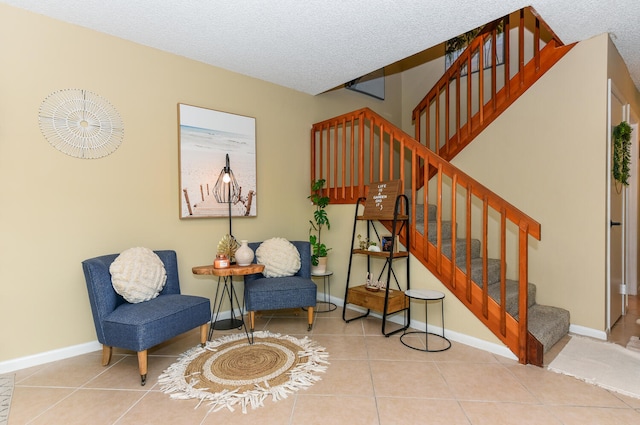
{"left": 362, "top": 180, "right": 401, "bottom": 220}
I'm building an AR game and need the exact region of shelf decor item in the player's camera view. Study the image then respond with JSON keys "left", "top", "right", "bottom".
{"left": 357, "top": 234, "right": 377, "bottom": 250}
{"left": 381, "top": 235, "right": 399, "bottom": 253}
{"left": 365, "top": 272, "right": 379, "bottom": 292}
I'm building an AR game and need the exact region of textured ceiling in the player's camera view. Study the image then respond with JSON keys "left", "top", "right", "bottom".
{"left": 2, "top": 0, "right": 639, "bottom": 95}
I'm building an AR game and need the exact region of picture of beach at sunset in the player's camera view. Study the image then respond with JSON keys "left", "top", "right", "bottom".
{"left": 179, "top": 104, "right": 256, "bottom": 218}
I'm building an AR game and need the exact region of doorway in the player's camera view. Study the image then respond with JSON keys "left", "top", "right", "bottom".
{"left": 607, "top": 80, "right": 629, "bottom": 331}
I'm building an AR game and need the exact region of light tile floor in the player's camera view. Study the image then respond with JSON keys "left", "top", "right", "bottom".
{"left": 6, "top": 297, "right": 640, "bottom": 425}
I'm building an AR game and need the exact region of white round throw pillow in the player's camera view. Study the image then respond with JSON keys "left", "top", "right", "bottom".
{"left": 256, "top": 238, "right": 301, "bottom": 278}
{"left": 110, "top": 247, "right": 167, "bottom": 303}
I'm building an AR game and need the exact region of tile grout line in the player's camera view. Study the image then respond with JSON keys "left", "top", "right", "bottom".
{"left": 361, "top": 321, "right": 384, "bottom": 425}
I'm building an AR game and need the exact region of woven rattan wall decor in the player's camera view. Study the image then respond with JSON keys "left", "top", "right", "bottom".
{"left": 38, "top": 89, "right": 124, "bottom": 159}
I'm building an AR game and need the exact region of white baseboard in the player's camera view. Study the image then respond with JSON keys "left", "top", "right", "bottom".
{"left": 0, "top": 309, "right": 245, "bottom": 374}
{"left": 0, "top": 341, "right": 102, "bottom": 374}
{"left": 569, "top": 324, "right": 607, "bottom": 340}
{"left": 389, "top": 313, "right": 517, "bottom": 360}
{"left": 335, "top": 294, "right": 517, "bottom": 361}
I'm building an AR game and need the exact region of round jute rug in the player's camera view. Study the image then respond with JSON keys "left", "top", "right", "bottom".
{"left": 158, "top": 331, "right": 329, "bottom": 413}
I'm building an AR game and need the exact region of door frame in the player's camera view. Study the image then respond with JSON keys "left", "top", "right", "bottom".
{"left": 627, "top": 114, "right": 639, "bottom": 296}
{"left": 606, "top": 79, "right": 630, "bottom": 331}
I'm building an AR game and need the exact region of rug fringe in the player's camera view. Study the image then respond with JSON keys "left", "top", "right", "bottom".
{"left": 158, "top": 330, "right": 329, "bottom": 414}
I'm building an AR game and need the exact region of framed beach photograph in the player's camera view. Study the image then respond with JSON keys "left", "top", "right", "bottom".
{"left": 178, "top": 104, "right": 257, "bottom": 219}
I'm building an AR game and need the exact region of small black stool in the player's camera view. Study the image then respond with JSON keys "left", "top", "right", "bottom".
{"left": 401, "top": 289, "right": 451, "bottom": 352}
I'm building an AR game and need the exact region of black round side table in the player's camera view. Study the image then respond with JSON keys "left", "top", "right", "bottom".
{"left": 311, "top": 270, "right": 337, "bottom": 312}
{"left": 401, "top": 289, "right": 451, "bottom": 352}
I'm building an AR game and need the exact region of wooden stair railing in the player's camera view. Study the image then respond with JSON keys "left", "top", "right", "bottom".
{"left": 311, "top": 107, "right": 542, "bottom": 364}
{"left": 412, "top": 7, "right": 575, "bottom": 180}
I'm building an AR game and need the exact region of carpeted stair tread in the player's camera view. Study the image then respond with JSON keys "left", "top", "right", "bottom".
{"left": 413, "top": 204, "right": 436, "bottom": 223}
{"left": 487, "top": 279, "right": 536, "bottom": 317}
{"left": 525, "top": 304, "right": 570, "bottom": 353}
{"left": 469, "top": 257, "right": 502, "bottom": 287}
{"left": 426, "top": 221, "right": 454, "bottom": 243}
{"left": 442, "top": 238, "right": 481, "bottom": 264}
{"left": 428, "top": 204, "right": 437, "bottom": 221}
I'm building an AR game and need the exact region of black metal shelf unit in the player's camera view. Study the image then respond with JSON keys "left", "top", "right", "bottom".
{"left": 342, "top": 181, "right": 410, "bottom": 336}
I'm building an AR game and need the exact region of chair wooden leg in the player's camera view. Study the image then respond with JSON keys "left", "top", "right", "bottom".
{"left": 200, "top": 324, "right": 208, "bottom": 346}
{"left": 101, "top": 345, "right": 112, "bottom": 366}
{"left": 249, "top": 311, "right": 255, "bottom": 332}
{"left": 307, "top": 306, "right": 314, "bottom": 331}
{"left": 137, "top": 350, "right": 148, "bottom": 386}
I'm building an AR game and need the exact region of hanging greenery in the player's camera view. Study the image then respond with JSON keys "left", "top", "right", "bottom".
{"left": 612, "top": 121, "right": 632, "bottom": 186}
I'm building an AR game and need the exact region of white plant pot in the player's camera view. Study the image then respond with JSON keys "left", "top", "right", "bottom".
{"left": 311, "top": 256, "right": 328, "bottom": 274}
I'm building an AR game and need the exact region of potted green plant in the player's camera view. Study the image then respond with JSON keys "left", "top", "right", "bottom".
{"left": 308, "top": 178, "right": 331, "bottom": 273}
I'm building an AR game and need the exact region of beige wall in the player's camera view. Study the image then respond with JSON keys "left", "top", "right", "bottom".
{"left": 0, "top": 4, "right": 400, "bottom": 363}
{"left": 449, "top": 34, "right": 610, "bottom": 330}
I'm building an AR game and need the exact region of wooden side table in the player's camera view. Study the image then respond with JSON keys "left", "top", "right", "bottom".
{"left": 192, "top": 264, "right": 264, "bottom": 341}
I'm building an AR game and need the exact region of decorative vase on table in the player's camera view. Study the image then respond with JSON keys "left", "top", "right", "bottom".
{"left": 235, "top": 240, "right": 254, "bottom": 266}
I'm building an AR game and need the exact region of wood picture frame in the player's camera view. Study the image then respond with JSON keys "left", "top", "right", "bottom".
{"left": 178, "top": 103, "right": 257, "bottom": 219}
{"left": 381, "top": 235, "right": 397, "bottom": 253}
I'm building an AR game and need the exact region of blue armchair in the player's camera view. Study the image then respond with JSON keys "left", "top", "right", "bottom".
{"left": 82, "top": 250, "right": 211, "bottom": 385}
{"left": 244, "top": 241, "right": 317, "bottom": 334}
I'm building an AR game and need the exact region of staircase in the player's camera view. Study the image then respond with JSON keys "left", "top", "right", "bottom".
{"left": 310, "top": 7, "right": 573, "bottom": 365}
{"left": 413, "top": 8, "right": 575, "bottom": 168}
{"left": 418, "top": 204, "right": 569, "bottom": 358}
